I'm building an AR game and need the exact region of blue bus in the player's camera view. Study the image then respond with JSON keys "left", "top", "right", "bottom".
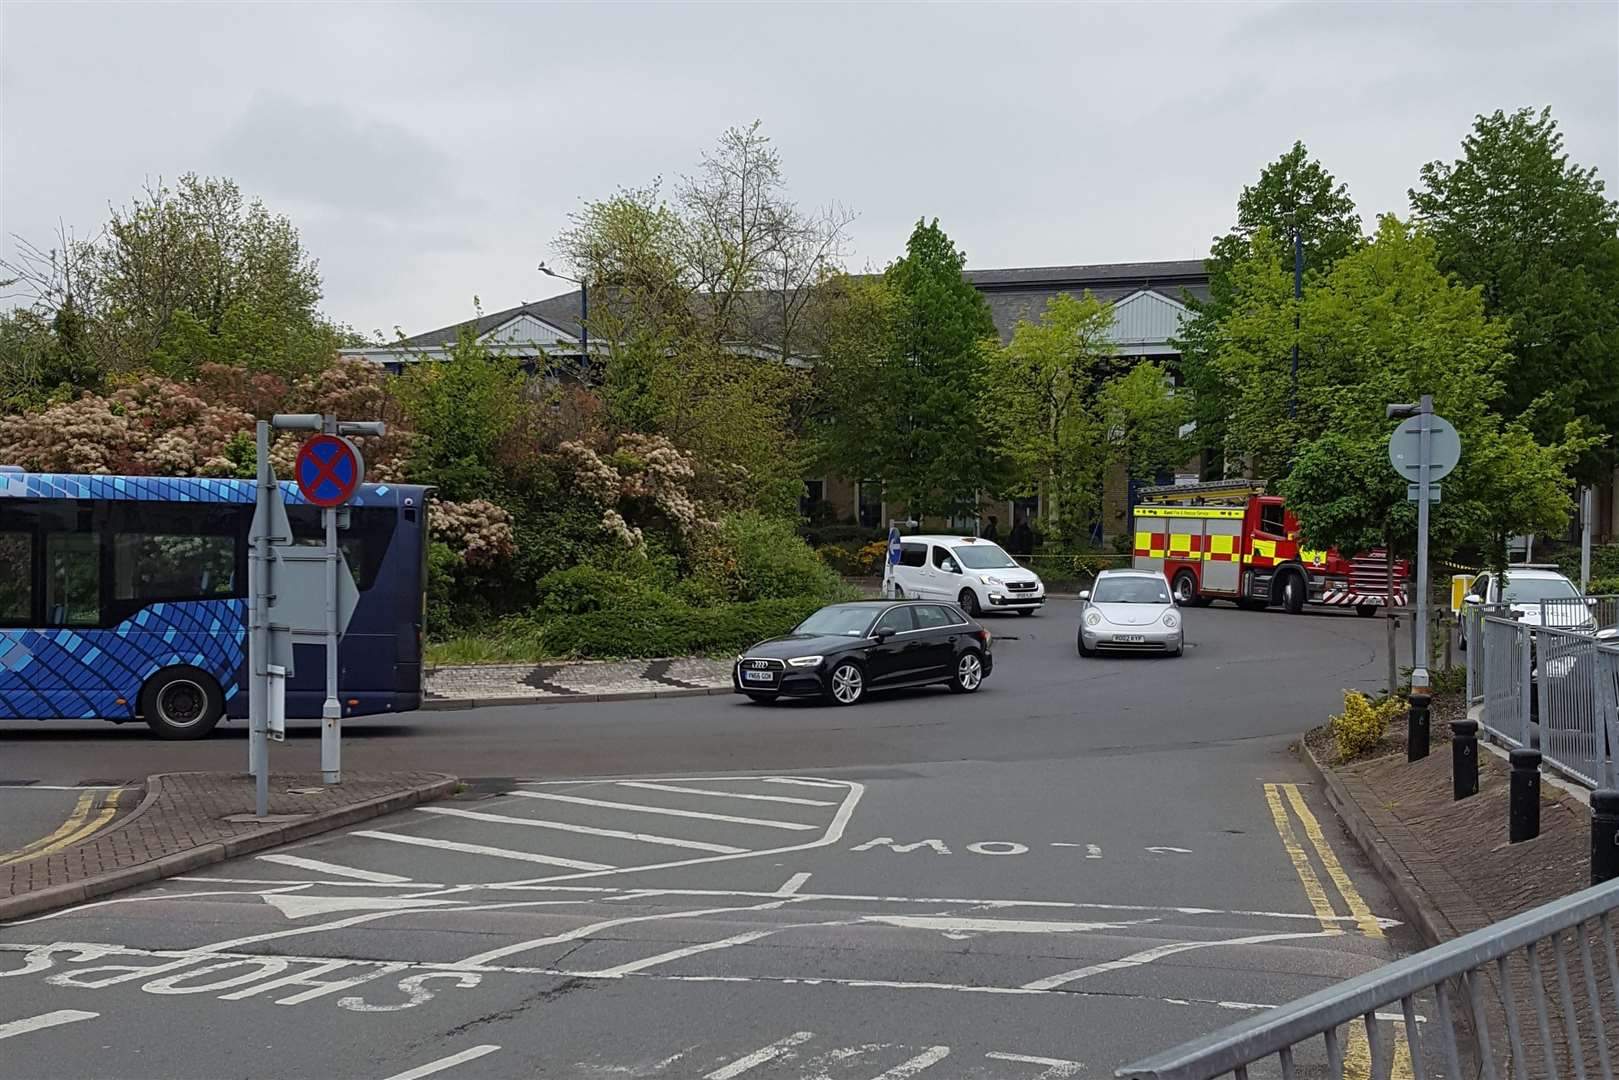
{"left": 0, "top": 469, "right": 430, "bottom": 739}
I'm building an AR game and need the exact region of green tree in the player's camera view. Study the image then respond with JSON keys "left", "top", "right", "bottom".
{"left": 1179, "top": 142, "right": 1364, "bottom": 469}
{"left": 396, "top": 325, "right": 527, "bottom": 503}
{"left": 1264, "top": 217, "right": 1588, "bottom": 570}
{"left": 815, "top": 219, "right": 1001, "bottom": 520}
{"left": 2, "top": 175, "right": 341, "bottom": 382}
{"left": 984, "top": 291, "right": 1114, "bottom": 541}
{"left": 1410, "top": 107, "right": 1619, "bottom": 480}
{"left": 1097, "top": 360, "right": 1189, "bottom": 491}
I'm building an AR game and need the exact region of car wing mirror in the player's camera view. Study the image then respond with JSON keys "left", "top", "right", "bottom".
{"left": 1078, "top": 590, "right": 1090, "bottom": 601}
{"left": 873, "top": 628, "right": 893, "bottom": 642}
{"left": 1464, "top": 594, "right": 1481, "bottom": 605}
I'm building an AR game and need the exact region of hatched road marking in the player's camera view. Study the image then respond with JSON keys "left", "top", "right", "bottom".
{"left": 415, "top": 805, "right": 750, "bottom": 854}
{"left": 256, "top": 854, "right": 413, "bottom": 884}
{"left": 378, "top": 1045, "right": 501, "bottom": 1080}
{"left": 618, "top": 781, "right": 837, "bottom": 807}
{"left": 351, "top": 830, "right": 616, "bottom": 870}
{"left": 0, "top": 1009, "right": 100, "bottom": 1041}
{"left": 507, "top": 790, "right": 820, "bottom": 831}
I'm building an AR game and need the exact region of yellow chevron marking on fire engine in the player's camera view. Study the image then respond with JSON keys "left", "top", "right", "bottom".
{"left": 1263, "top": 783, "right": 1342, "bottom": 936}
{"left": 1281, "top": 783, "right": 1384, "bottom": 938}
{"left": 1134, "top": 506, "right": 1245, "bottom": 519}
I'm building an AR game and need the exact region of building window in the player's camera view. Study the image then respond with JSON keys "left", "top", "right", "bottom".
{"left": 800, "top": 479, "right": 826, "bottom": 520}
{"left": 857, "top": 482, "right": 883, "bottom": 529}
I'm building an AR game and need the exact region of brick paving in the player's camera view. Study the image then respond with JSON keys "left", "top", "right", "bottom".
{"left": 1324, "top": 742, "right": 1615, "bottom": 1076}
{"left": 424, "top": 657, "right": 732, "bottom": 704}
{"left": 0, "top": 771, "right": 454, "bottom": 920}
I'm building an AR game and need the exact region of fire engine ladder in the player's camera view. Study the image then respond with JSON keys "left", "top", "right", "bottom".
{"left": 1136, "top": 480, "right": 1267, "bottom": 506}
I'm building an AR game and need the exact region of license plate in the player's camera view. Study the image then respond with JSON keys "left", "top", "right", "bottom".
{"left": 743, "top": 670, "right": 775, "bottom": 683}
{"left": 1112, "top": 634, "right": 1146, "bottom": 643}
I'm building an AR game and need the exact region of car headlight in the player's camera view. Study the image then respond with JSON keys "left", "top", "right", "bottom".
{"left": 787, "top": 655, "right": 823, "bottom": 667}
{"left": 1085, "top": 611, "right": 1102, "bottom": 627}
{"left": 735, "top": 654, "right": 745, "bottom": 665}
{"left": 979, "top": 575, "right": 1004, "bottom": 586}
{"left": 1161, "top": 610, "right": 1179, "bottom": 629}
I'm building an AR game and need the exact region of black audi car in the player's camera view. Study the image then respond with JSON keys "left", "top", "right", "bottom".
{"left": 733, "top": 600, "right": 993, "bottom": 706}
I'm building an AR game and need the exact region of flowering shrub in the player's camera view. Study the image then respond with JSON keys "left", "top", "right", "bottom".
{"left": 1331, "top": 690, "right": 1406, "bottom": 762}
{"left": 0, "top": 358, "right": 409, "bottom": 480}
{"left": 557, "top": 433, "right": 708, "bottom": 548}
{"left": 429, "top": 499, "right": 517, "bottom": 569}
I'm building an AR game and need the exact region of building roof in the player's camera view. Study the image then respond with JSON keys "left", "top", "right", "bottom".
{"left": 357, "top": 257, "right": 1212, "bottom": 361}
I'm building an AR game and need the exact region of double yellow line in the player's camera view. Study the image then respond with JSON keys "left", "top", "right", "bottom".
{"left": 1264, "top": 782, "right": 1411, "bottom": 1080}
{"left": 0, "top": 789, "right": 125, "bottom": 865}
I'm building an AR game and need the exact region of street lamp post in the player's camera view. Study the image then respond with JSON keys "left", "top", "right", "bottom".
{"left": 538, "top": 262, "right": 588, "bottom": 367}
{"left": 1288, "top": 227, "right": 1302, "bottom": 421}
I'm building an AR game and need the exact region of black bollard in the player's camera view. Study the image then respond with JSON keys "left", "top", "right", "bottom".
{"left": 1509, "top": 748, "right": 1542, "bottom": 843}
{"left": 1407, "top": 693, "right": 1430, "bottom": 762}
{"left": 1451, "top": 719, "right": 1478, "bottom": 800}
{"left": 1592, "top": 790, "right": 1619, "bottom": 885}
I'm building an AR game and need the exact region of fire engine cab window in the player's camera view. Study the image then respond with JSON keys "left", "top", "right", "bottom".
{"left": 1260, "top": 505, "right": 1286, "bottom": 534}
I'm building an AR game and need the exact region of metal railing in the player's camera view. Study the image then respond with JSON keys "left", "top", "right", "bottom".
{"left": 1117, "top": 879, "right": 1619, "bottom": 1080}
{"left": 1536, "top": 627, "right": 1619, "bottom": 789}
{"left": 1542, "top": 595, "right": 1619, "bottom": 635}
{"left": 1481, "top": 615, "right": 1531, "bottom": 749}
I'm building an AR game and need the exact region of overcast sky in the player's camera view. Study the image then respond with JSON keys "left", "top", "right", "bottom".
{"left": 3, "top": 1, "right": 1615, "bottom": 339}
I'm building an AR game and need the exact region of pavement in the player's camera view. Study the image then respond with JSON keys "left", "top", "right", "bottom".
{"left": 1306, "top": 721, "right": 1613, "bottom": 1076}
{"left": 0, "top": 600, "right": 1428, "bottom": 1079}
{"left": 423, "top": 657, "right": 734, "bottom": 707}
{"left": 0, "top": 772, "right": 457, "bottom": 922}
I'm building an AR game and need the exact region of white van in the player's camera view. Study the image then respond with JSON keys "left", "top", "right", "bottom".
{"left": 888, "top": 535, "right": 1045, "bottom": 617}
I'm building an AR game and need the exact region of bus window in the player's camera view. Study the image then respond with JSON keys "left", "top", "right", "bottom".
{"left": 112, "top": 504, "right": 241, "bottom": 610}
{"left": 45, "top": 532, "right": 100, "bottom": 627}
{"left": 0, "top": 530, "right": 31, "bottom": 623}
{"left": 286, "top": 505, "right": 397, "bottom": 590}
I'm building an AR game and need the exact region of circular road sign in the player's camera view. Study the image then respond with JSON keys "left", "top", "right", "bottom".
{"left": 295, "top": 434, "right": 366, "bottom": 508}
{"left": 888, "top": 526, "right": 902, "bottom": 565}
{"left": 1388, "top": 414, "right": 1461, "bottom": 483}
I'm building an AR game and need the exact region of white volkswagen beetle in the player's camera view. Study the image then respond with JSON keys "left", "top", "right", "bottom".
{"left": 1078, "top": 568, "right": 1183, "bottom": 657}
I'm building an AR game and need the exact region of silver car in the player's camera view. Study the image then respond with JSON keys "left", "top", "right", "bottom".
{"left": 1078, "top": 569, "right": 1184, "bottom": 657}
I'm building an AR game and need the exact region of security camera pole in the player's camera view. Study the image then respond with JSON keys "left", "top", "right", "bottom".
{"left": 1386, "top": 395, "right": 1461, "bottom": 761}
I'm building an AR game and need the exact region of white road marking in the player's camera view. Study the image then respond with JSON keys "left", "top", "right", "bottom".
{"left": 416, "top": 806, "right": 748, "bottom": 854}
{"left": 861, "top": 915, "right": 1150, "bottom": 935}
{"left": 495, "top": 782, "right": 863, "bottom": 888}
{"left": 704, "top": 1031, "right": 815, "bottom": 1078}
{"left": 1021, "top": 930, "right": 1334, "bottom": 990}
{"left": 163, "top": 877, "right": 1398, "bottom": 927}
{"left": 1087, "top": 844, "right": 1102, "bottom": 859}
{"left": 618, "top": 781, "right": 836, "bottom": 807}
{"left": 352, "top": 830, "right": 616, "bottom": 870}
{"left": 256, "top": 854, "right": 413, "bottom": 883}
{"left": 0, "top": 940, "right": 1354, "bottom": 1011}
{"left": 1145, "top": 846, "right": 1193, "bottom": 855}
{"left": 176, "top": 876, "right": 447, "bottom": 889}
{"left": 775, "top": 872, "right": 812, "bottom": 896}
{"left": 870, "top": 1046, "right": 951, "bottom": 1077}
{"left": 0, "top": 1009, "right": 99, "bottom": 1040}
{"left": 264, "top": 895, "right": 465, "bottom": 920}
{"left": 507, "top": 791, "right": 817, "bottom": 831}
{"left": 380, "top": 1044, "right": 501, "bottom": 1080}
{"left": 966, "top": 841, "right": 1028, "bottom": 856}
{"left": 579, "top": 929, "right": 780, "bottom": 977}
{"left": 0, "top": 886, "right": 314, "bottom": 926}
{"left": 456, "top": 898, "right": 801, "bottom": 967}
{"left": 985, "top": 1051, "right": 1083, "bottom": 1077}
{"left": 763, "top": 777, "right": 846, "bottom": 789}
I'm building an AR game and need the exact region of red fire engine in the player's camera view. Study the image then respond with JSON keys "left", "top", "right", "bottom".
{"left": 1131, "top": 481, "right": 1408, "bottom": 615}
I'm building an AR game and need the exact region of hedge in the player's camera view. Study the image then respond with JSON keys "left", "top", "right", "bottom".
{"left": 534, "top": 597, "right": 825, "bottom": 659}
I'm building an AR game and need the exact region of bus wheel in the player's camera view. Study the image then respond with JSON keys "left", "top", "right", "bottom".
{"left": 141, "top": 667, "right": 224, "bottom": 740}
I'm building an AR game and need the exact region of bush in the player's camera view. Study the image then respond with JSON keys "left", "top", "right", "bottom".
{"left": 1331, "top": 690, "right": 1406, "bottom": 763}
{"left": 531, "top": 566, "right": 663, "bottom": 616}
{"left": 694, "top": 513, "right": 847, "bottom": 603}
{"left": 1588, "top": 575, "right": 1619, "bottom": 595}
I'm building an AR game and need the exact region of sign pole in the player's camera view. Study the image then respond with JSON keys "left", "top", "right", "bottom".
{"left": 1413, "top": 394, "right": 1433, "bottom": 700}
{"left": 321, "top": 415, "right": 342, "bottom": 785}
{"left": 249, "top": 420, "right": 271, "bottom": 818}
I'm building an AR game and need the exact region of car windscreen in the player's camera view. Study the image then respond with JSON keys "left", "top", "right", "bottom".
{"left": 1503, "top": 576, "right": 1580, "bottom": 603}
{"left": 1092, "top": 578, "right": 1171, "bottom": 604}
{"left": 794, "top": 605, "right": 877, "bottom": 637}
{"left": 950, "top": 543, "right": 1019, "bottom": 570}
